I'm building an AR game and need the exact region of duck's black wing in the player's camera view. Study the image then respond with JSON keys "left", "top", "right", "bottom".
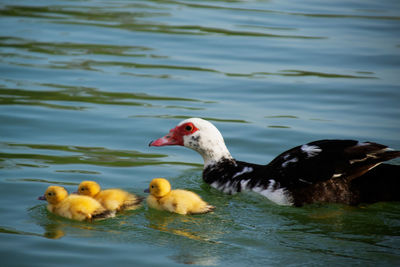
{"left": 265, "top": 140, "right": 400, "bottom": 190}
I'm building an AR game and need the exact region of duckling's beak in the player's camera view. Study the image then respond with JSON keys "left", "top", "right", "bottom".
{"left": 38, "top": 195, "right": 46, "bottom": 201}
{"left": 144, "top": 188, "right": 150, "bottom": 193}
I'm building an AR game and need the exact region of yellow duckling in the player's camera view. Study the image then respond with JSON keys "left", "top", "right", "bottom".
{"left": 145, "top": 178, "right": 215, "bottom": 215}
{"left": 77, "top": 181, "right": 143, "bottom": 212}
{"left": 38, "top": 185, "right": 114, "bottom": 221}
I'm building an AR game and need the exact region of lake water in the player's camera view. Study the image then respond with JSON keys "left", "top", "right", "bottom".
{"left": 1, "top": 0, "right": 400, "bottom": 266}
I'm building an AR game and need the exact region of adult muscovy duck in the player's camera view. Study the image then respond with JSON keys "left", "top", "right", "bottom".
{"left": 149, "top": 118, "right": 400, "bottom": 206}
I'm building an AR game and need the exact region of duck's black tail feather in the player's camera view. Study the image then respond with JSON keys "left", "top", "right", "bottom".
{"left": 351, "top": 163, "right": 400, "bottom": 203}
{"left": 344, "top": 144, "right": 400, "bottom": 181}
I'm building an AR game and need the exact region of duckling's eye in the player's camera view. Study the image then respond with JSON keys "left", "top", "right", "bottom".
{"left": 47, "top": 192, "right": 52, "bottom": 196}
{"left": 185, "top": 125, "right": 193, "bottom": 132}
{"left": 151, "top": 185, "right": 154, "bottom": 188}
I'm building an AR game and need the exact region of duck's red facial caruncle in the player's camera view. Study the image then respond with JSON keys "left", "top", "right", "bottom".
{"left": 149, "top": 122, "right": 199, "bottom": 147}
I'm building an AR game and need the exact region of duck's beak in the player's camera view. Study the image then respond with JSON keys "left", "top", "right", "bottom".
{"left": 144, "top": 188, "right": 150, "bottom": 193}
{"left": 149, "top": 127, "right": 182, "bottom": 147}
{"left": 148, "top": 135, "right": 178, "bottom": 147}
{"left": 38, "top": 195, "right": 46, "bottom": 201}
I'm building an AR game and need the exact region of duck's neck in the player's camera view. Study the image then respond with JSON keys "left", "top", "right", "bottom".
{"left": 199, "top": 142, "right": 233, "bottom": 168}
{"left": 200, "top": 147, "right": 233, "bottom": 169}
{"left": 184, "top": 132, "right": 233, "bottom": 168}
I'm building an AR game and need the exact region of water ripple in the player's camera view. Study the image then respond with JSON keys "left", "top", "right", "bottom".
{"left": 0, "top": 143, "right": 201, "bottom": 169}
{"left": 0, "top": 36, "right": 155, "bottom": 57}
{"left": 0, "top": 84, "right": 206, "bottom": 110}
{"left": 0, "top": 5, "right": 325, "bottom": 39}
{"left": 132, "top": 114, "right": 250, "bottom": 124}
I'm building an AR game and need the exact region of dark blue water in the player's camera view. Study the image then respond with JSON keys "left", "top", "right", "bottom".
{"left": 1, "top": 0, "right": 400, "bottom": 266}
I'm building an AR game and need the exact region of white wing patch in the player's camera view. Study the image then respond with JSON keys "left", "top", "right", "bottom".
{"left": 212, "top": 178, "right": 293, "bottom": 205}
{"left": 282, "top": 157, "right": 298, "bottom": 167}
{"left": 232, "top": 167, "right": 254, "bottom": 178}
{"left": 211, "top": 181, "right": 237, "bottom": 194}
{"left": 301, "top": 144, "right": 322, "bottom": 158}
{"left": 240, "top": 179, "right": 251, "bottom": 191}
{"left": 210, "top": 181, "right": 220, "bottom": 190}
{"left": 212, "top": 176, "right": 294, "bottom": 206}
{"left": 252, "top": 180, "right": 293, "bottom": 206}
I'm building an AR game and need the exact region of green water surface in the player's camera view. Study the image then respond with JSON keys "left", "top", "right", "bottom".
{"left": 1, "top": 0, "right": 399, "bottom": 266}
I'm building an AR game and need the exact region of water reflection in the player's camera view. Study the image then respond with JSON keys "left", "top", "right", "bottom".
{"left": 28, "top": 204, "right": 102, "bottom": 240}
{"left": 0, "top": 225, "right": 43, "bottom": 238}
{"left": 42, "top": 224, "right": 66, "bottom": 239}
{"left": 145, "top": 209, "right": 222, "bottom": 265}
{"left": 28, "top": 202, "right": 223, "bottom": 265}
{"left": 271, "top": 203, "right": 400, "bottom": 246}
{"left": 146, "top": 209, "right": 220, "bottom": 243}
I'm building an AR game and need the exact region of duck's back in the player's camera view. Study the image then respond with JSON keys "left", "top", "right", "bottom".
{"left": 162, "top": 189, "right": 212, "bottom": 215}
{"left": 96, "top": 189, "right": 140, "bottom": 211}
{"left": 55, "top": 195, "right": 105, "bottom": 221}
{"left": 95, "top": 189, "right": 126, "bottom": 210}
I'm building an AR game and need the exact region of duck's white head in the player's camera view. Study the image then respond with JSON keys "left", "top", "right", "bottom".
{"left": 149, "top": 118, "right": 233, "bottom": 167}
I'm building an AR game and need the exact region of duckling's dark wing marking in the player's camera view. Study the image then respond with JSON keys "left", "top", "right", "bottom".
{"left": 92, "top": 209, "right": 116, "bottom": 220}
{"left": 188, "top": 204, "right": 216, "bottom": 215}
{"left": 266, "top": 140, "right": 400, "bottom": 189}
{"left": 120, "top": 195, "right": 144, "bottom": 210}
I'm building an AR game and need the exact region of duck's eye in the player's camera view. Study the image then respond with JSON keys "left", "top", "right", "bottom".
{"left": 47, "top": 192, "right": 52, "bottom": 196}
{"left": 151, "top": 185, "right": 154, "bottom": 188}
{"left": 185, "top": 125, "right": 193, "bottom": 132}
